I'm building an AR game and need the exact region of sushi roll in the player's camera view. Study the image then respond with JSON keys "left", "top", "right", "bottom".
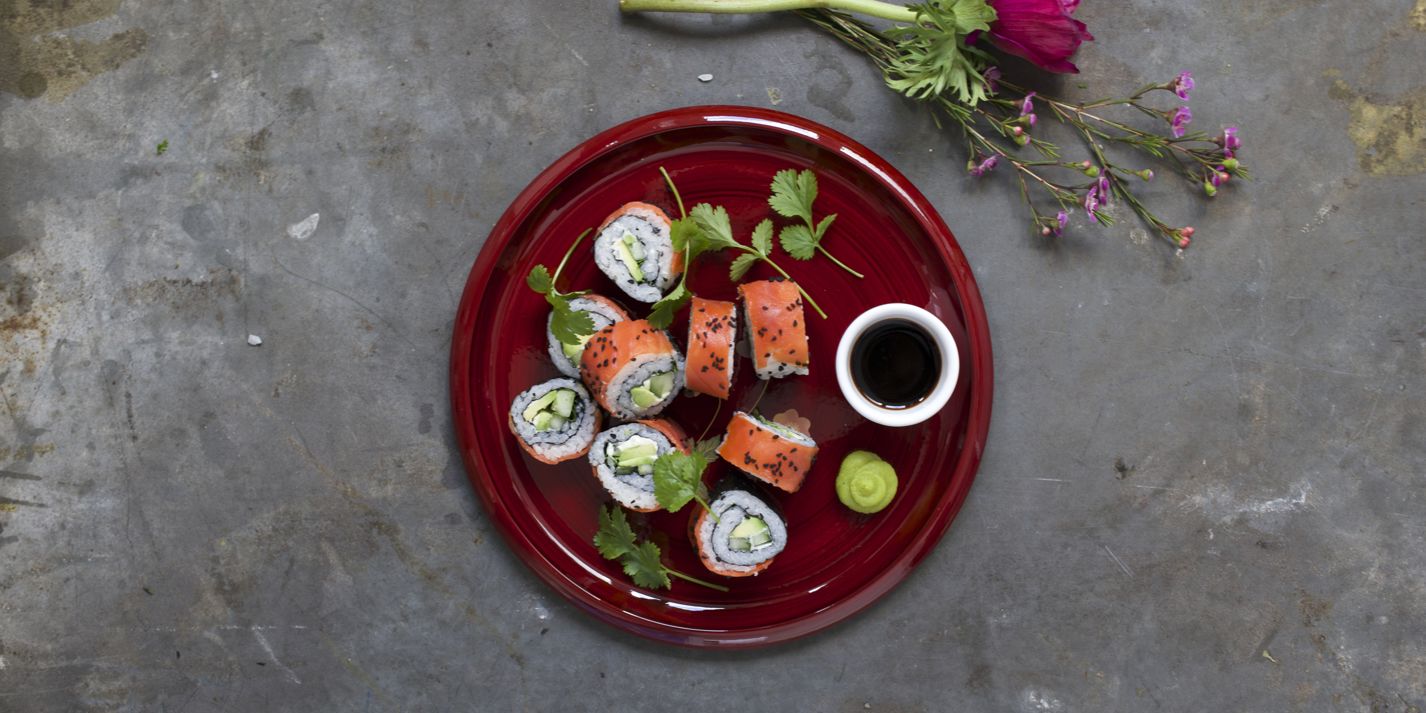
{"left": 580, "top": 319, "right": 685, "bottom": 420}
{"left": 508, "top": 378, "right": 600, "bottom": 464}
{"left": 547, "top": 294, "right": 630, "bottom": 378}
{"left": 739, "top": 278, "right": 810, "bottom": 379}
{"left": 716, "top": 411, "right": 818, "bottom": 494}
{"left": 685, "top": 297, "right": 737, "bottom": 399}
{"left": 593, "top": 202, "right": 683, "bottom": 303}
{"left": 588, "top": 419, "right": 689, "bottom": 512}
{"left": 691, "top": 480, "right": 787, "bottom": 577}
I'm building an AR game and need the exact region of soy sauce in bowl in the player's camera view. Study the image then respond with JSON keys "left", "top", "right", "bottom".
{"left": 849, "top": 319, "right": 942, "bottom": 409}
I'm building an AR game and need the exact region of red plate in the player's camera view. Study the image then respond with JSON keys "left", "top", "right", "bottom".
{"left": 451, "top": 106, "right": 993, "bottom": 648}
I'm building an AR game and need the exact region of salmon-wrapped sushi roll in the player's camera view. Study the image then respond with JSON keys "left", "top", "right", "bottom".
{"left": 547, "top": 294, "right": 630, "bottom": 378}
{"left": 685, "top": 297, "right": 737, "bottom": 399}
{"left": 588, "top": 419, "right": 688, "bottom": 512}
{"left": 580, "top": 319, "right": 685, "bottom": 420}
{"left": 594, "top": 202, "right": 684, "bottom": 303}
{"left": 739, "top": 278, "right": 809, "bottom": 379}
{"left": 716, "top": 411, "right": 817, "bottom": 493}
{"left": 508, "top": 378, "right": 601, "bottom": 464}
{"left": 691, "top": 479, "right": 787, "bottom": 577}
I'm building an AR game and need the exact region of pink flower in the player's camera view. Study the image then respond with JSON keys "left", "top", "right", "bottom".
{"left": 985, "top": 0, "right": 1094, "bottom": 74}
{"left": 968, "top": 155, "right": 1000, "bottom": 177}
{"left": 1170, "top": 106, "right": 1192, "bottom": 138}
{"left": 1171, "top": 72, "right": 1194, "bottom": 100}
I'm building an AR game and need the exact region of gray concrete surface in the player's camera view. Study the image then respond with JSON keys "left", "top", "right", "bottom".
{"left": 2, "top": 0, "right": 1423, "bottom": 710}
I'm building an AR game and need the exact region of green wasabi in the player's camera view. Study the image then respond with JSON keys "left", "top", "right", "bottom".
{"left": 836, "top": 450, "right": 897, "bottom": 514}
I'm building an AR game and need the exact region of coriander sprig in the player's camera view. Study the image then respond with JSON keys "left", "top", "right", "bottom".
{"left": 593, "top": 505, "right": 729, "bottom": 591}
{"left": 769, "top": 168, "right": 863, "bottom": 279}
{"left": 652, "top": 438, "right": 722, "bottom": 520}
{"left": 691, "top": 204, "right": 829, "bottom": 319}
{"left": 526, "top": 229, "right": 596, "bottom": 345}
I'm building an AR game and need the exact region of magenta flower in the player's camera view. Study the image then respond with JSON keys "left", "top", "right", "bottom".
{"left": 1020, "top": 91, "right": 1038, "bottom": 125}
{"left": 985, "top": 0, "right": 1095, "bottom": 74}
{"left": 1097, "top": 175, "right": 1110, "bottom": 197}
{"left": 1083, "top": 184, "right": 1101, "bottom": 221}
{"left": 984, "top": 66, "right": 1002, "bottom": 93}
{"left": 1171, "top": 72, "right": 1194, "bottom": 101}
{"left": 1055, "top": 210, "right": 1068, "bottom": 235}
{"left": 1170, "top": 106, "right": 1192, "bottom": 138}
{"left": 1221, "top": 126, "right": 1241, "bottom": 157}
{"left": 969, "top": 155, "right": 1000, "bottom": 177}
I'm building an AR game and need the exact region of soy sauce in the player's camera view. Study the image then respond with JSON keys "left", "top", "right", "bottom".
{"left": 850, "top": 319, "right": 941, "bottom": 409}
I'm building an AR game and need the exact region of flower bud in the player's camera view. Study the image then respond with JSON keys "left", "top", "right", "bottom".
{"left": 1083, "top": 164, "right": 1101, "bottom": 177}
{"left": 1041, "top": 225, "right": 1052, "bottom": 237}
{"left": 1012, "top": 133, "right": 1029, "bottom": 146}
{"left": 1011, "top": 126, "right": 1024, "bottom": 137}
{"left": 1138, "top": 169, "right": 1154, "bottom": 181}
{"left": 1203, "top": 180, "right": 1217, "bottom": 197}
{"left": 1222, "top": 157, "right": 1239, "bottom": 171}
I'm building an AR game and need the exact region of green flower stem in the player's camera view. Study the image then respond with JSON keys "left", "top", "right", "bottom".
{"left": 666, "top": 567, "right": 730, "bottom": 591}
{"left": 816, "top": 245, "right": 865, "bottom": 278}
{"left": 620, "top": 0, "right": 917, "bottom": 22}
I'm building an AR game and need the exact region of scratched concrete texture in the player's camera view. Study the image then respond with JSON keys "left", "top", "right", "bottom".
{"left": 1, "top": 0, "right": 1423, "bottom": 710}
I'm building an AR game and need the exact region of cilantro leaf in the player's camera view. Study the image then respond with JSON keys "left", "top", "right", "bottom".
{"left": 526, "top": 265, "right": 553, "bottom": 294}
{"left": 669, "top": 215, "right": 699, "bottom": 254}
{"left": 591, "top": 503, "right": 728, "bottom": 592}
{"left": 548, "top": 298, "right": 596, "bottom": 344}
{"left": 769, "top": 169, "right": 816, "bottom": 224}
{"left": 751, "top": 219, "right": 774, "bottom": 256}
{"left": 815, "top": 213, "right": 837, "bottom": 240}
{"left": 622, "top": 541, "right": 672, "bottom": 589}
{"left": 653, "top": 450, "right": 708, "bottom": 513}
{"left": 690, "top": 203, "right": 738, "bottom": 252}
{"left": 646, "top": 280, "right": 689, "bottom": 330}
{"left": 728, "top": 253, "right": 758, "bottom": 281}
{"left": 778, "top": 224, "right": 817, "bottom": 260}
{"left": 593, "top": 505, "right": 638, "bottom": 560}
{"left": 691, "top": 437, "right": 722, "bottom": 462}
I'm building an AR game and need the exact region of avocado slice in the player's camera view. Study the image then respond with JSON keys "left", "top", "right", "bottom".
{"left": 646, "top": 372, "right": 674, "bottom": 398}
{"left": 630, "top": 386, "right": 659, "bottom": 409}
{"left": 614, "top": 239, "right": 644, "bottom": 282}
{"left": 522, "top": 391, "right": 560, "bottom": 422}
{"left": 560, "top": 340, "right": 584, "bottom": 362}
{"left": 531, "top": 411, "right": 554, "bottom": 431}
{"left": 728, "top": 517, "right": 772, "bottom": 552}
{"left": 551, "top": 390, "right": 576, "bottom": 418}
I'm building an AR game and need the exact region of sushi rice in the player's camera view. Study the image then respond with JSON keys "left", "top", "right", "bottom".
{"left": 594, "top": 203, "right": 679, "bottom": 303}
{"left": 588, "top": 421, "right": 685, "bottom": 511}
{"left": 508, "top": 378, "right": 599, "bottom": 464}
{"left": 546, "top": 294, "right": 629, "bottom": 378}
{"left": 694, "top": 487, "right": 788, "bottom": 575}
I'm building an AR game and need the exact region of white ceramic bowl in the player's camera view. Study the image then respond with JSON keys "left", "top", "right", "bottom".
{"left": 835, "top": 303, "right": 960, "bottom": 428}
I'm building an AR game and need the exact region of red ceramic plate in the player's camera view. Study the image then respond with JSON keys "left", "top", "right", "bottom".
{"left": 451, "top": 106, "right": 993, "bottom": 648}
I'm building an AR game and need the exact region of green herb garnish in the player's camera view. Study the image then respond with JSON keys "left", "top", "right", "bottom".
{"left": 526, "top": 229, "right": 596, "bottom": 345}
{"left": 593, "top": 505, "right": 728, "bottom": 591}
{"left": 647, "top": 168, "right": 829, "bottom": 327}
{"left": 769, "top": 168, "right": 863, "bottom": 278}
{"left": 156, "top": 139, "right": 169, "bottom": 156}
{"left": 652, "top": 437, "right": 721, "bottom": 517}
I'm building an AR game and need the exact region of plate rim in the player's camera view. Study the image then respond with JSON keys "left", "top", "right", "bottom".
{"left": 450, "top": 105, "right": 994, "bottom": 648}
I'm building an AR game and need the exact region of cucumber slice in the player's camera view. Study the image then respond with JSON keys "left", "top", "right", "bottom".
{"left": 730, "top": 516, "right": 769, "bottom": 540}
{"left": 630, "top": 386, "right": 659, "bottom": 409}
{"left": 522, "top": 391, "right": 560, "bottom": 422}
{"left": 621, "top": 232, "right": 636, "bottom": 246}
{"left": 615, "top": 240, "right": 644, "bottom": 282}
{"left": 547, "top": 415, "right": 567, "bottom": 431}
{"left": 728, "top": 537, "right": 750, "bottom": 552}
{"left": 532, "top": 411, "right": 554, "bottom": 431}
{"left": 617, "top": 454, "right": 658, "bottom": 468}
{"left": 551, "top": 390, "right": 576, "bottom": 418}
{"left": 628, "top": 240, "right": 646, "bottom": 261}
{"left": 560, "top": 340, "right": 583, "bottom": 362}
{"left": 636, "top": 464, "right": 653, "bottom": 475}
{"left": 647, "top": 372, "right": 674, "bottom": 398}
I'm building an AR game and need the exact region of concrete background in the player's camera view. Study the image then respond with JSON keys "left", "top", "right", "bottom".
{"left": 2, "top": 0, "right": 1423, "bottom": 710}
